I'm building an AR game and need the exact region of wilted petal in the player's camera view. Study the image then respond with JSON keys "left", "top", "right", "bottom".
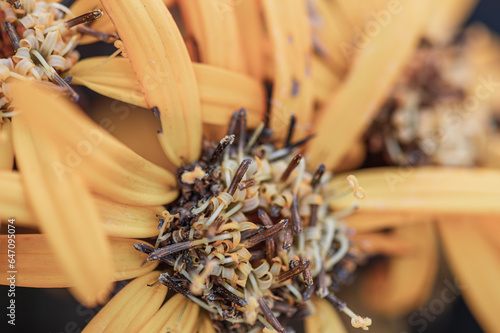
{"left": 438, "top": 216, "right": 500, "bottom": 333}
{"left": 138, "top": 294, "right": 200, "bottom": 333}
{"left": 179, "top": 0, "right": 247, "bottom": 73}
{"left": 0, "top": 235, "right": 157, "bottom": 288}
{"left": 309, "top": 0, "right": 431, "bottom": 169}
{"left": 359, "top": 221, "right": 438, "bottom": 315}
{"left": 101, "top": 0, "right": 202, "bottom": 166}
{"left": 305, "top": 297, "right": 347, "bottom": 333}
{"left": 83, "top": 271, "right": 167, "bottom": 333}
{"left": 262, "top": 0, "right": 314, "bottom": 142}
{"left": 0, "top": 119, "right": 13, "bottom": 170}
{"left": 11, "top": 115, "right": 113, "bottom": 307}
{"left": 8, "top": 80, "right": 178, "bottom": 206}
{"left": 330, "top": 167, "right": 500, "bottom": 215}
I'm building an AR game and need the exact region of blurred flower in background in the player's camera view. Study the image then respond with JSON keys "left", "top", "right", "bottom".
{"left": 0, "top": 0, "right": 500, "bottom": 332}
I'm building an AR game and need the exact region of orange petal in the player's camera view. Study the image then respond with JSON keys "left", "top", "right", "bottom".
{"left": 359, "top": 221, "right": 438, "bottom": 315}
{"left": 101, "top": 0, "right": 202, "bottom": 166}
{"left": 305, "top": 297, "right": 348, "bottom": 333}
{"left": 344, "top": 211, "right": 433, "bottom": 233}
{"left": 0, "top": 119, "right": 13, "bottom": 170}
{"left": 425, "top": 0, "right": 478, "bottom": 44}
{"left": 330, "top": 167, "right": 500, "bottom": 216}
{"left": 262, "top": 0, "right": 314, "bottom": 142}
{"left": 83, "top": 271, "right": 167, "bottom": 333}
{"left": 308, "top": 0, "right": 431, "bottom": 169}
{"left": 8, "top": 80, "right": 178, "bottom": 206}
{"left": 0, "top": 171, "right": 165, "bottom": 238}
{"left": 234, "top": 0, "right": 266, "bottom": 80}
{"left": 438, "top": 216, "right": 500, "bottom": 333}
{"left": 138, "top": 294, "right": 200, "bottom": 333}
{"left": 179, "top": 0, "right": 248, "bottom": 73}
{"left": 0, "top": 235, "right": 157, "bottom": 288}
{"left": 11, "top": 114, "right": 113, "bottom": 307}
{"left": 352, "top": 231, "right": 415, "bottom": 257}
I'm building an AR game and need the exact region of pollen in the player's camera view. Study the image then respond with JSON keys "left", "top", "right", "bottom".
{"left": 139, "top": 110, "right": 370, "bottom": 331}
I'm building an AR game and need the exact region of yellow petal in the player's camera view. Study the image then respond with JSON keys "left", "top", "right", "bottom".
{"left": 101, "top": 0, "right": 202, "bottom": 166}
{"left": 344, "top": 211, "right": 433, "bottom": 232}
{"left": 138, "top": 294, "right": 200, "bottom": 333}
{"left": 262, "top": 0, "right": 314, "bottom": 142}
{"left": 305, "top": 297, "right": 348, "bottom": 333}
{"left": 330, "top": 167, "right": 500, "bottom": 215}
{"left": 0, "top": 235, "right": 157, "bottom": 288}
{"left": 311, "top": 55, "right": 341, "bottom": 106}
{"left": 70, "top": 57, "right": 266, "bottom": 130}
{"left": 0, "top": 119, "right": 13, "bottom": 170}
{"left": 83, "top": 271, "right": 167, "bottom": 333}
{"left": 11, "top": 114, "right": 113, "bottom": 307}
{"left": 359, "top": 221, "right": 438, "bottom": 315}
{"left": 196, "top": 311, "right": 216, "bottom": 333}
{"left": 425, "top": 0, "right": 478, "bottom": 44}
{"left": 352, "top": 231, "right": 415, "bottom": 257}
{"left": 179, "top": 0, "right": 248, "bottom": 73}
{"left": 8, "top": 80, "right": 178, "bottom": 206}
{"left": 308, "top": 0, "right": 431, "bottom": 169}
{"left": 438, "top": 216, "right": 500, "bottom": 333}
{"left": 0, "top": 171, "right": 165, "bottom": 238}
{"left": 234, "top": 0, "right": 266, "bottom": 80}
{"left": 0, "top": 170, "right": 32, "bottom": 226}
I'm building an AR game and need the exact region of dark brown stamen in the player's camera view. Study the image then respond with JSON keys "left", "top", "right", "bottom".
{"left": 65, "top": 10, "right": 103, "bottom": 29}
{"left": 270, "top": 203, "right": 282, "bottom": 217}
{"left": 51, "top": 73, "right": 79, "bottom": 101}
{"left": 249, "top": 250, "right": 266, "bottom": 261}
{"left": 206, "top": 216, "right": 225, "bottom": 240}
{"left": 76, "top": 25, "right": 118, "bottom": 43}
{"left": 283, "top": 226, "right": 293, "bottom": 250}
{"left": 285, "top": 114, "right": 296, "bottom": 147}
{"left": 291, "top": 194, "right": 302, "bottom": 235}
{"left": 302, "top": 282, "right": 315, "bottom": 301}
{"left": 240, "top": 227, "right": 262, "bottom": 241}
{"left": 325, "top": 293, "right": 347, "bottom": 311}
{"left": 214, "top": 285, "right": 247, "bottom": 306}
{"left": 280, "top": 154, "right": 302, "bottom": 182}
{"left": 227, "top": 158, "right": 252, "bottom": 196}
{"left": 258, "top": 210, "right": 278, "bottom": 261}
{"left": 238, "top": 178, "right": 256, "bottom": 191}
{"left": 308, "top": 204, "right": 318, "bottom": 227}
{"left": 302, "top": 265, "right": 313, "bottom": 287}
{"left": 310, "top": 163, "right": 325, "bottom": 189}
{"left": 273, "top": 301, "right": 298, "bottom": 317}
{"left": 237, "top": 108, "right": 247, "bottom": 153}
{"left": 159, "top": 272, "right": 192, "bottom": 297}
{"left": 148, "top": 240, "right": 194, "bottom": 261}
{"left": 275, "top": 260, "right": 310, "bottom": 284}
{"left": 226, "top": 111, "right": 239, "bottom": 137}
{"left": 4, "top": 21, "right": 20, "bottom": 51}
{"left": 258, "top": 209, "right": 273, "bottom": 227}
{"left": 257, "top": 298, "right": 285, "bottom": 333}
{"left": 210, "top": 135, "right": 235, "bottom": 164}
{"left": 134, "top": 243, "right": 174, "bottom": 265}
{"left": 242, "top": 219, "right": 288, "bottom": 248}
{"left": 7, "top": 1, "right": 21, "bottom": 9}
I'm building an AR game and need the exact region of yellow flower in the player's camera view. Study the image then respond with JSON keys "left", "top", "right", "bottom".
{"left": 1, "top": 0, "right": 499, "bottom": 332}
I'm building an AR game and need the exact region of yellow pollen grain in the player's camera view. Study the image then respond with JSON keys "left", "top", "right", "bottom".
{"left": 181, "top": 165, "right": 205, "bottom": 184}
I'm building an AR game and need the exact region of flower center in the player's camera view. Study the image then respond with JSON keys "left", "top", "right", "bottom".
{"left": 137, "top": 109, "right": 371, "bottom": 332}
{"left": 0, "top": 0, "right": 104, "bottom": 106}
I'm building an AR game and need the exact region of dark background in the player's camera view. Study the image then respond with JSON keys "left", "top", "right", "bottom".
{"left": 2, "top": 1, "right": 500, "bottom": 332}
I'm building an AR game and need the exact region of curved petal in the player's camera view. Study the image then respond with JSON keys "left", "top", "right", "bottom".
{"left": 0, "top": 171, "right": 165, "bottom": 238}
{"left": 359, "top": 221, "right": 438, "bottom": 316}
{"left": 83, "top": 271, "right": 167, "bottom": 333}
{"left": 344, "top": 211, "right": 433, "bottom": 232}
{"left": 8, "top": 80, "right": 178, "bottom": 206}
{"left": 179, "top": 0, "right": 248, "bottom": 73}
{"left": 262, "top": 0, "right": 314, "bottom": 142}
{"left": 101, "top": 0, "right": 202, "bottom": 166}
{"left": 0, "top": 235, "right": 157, "bottom": 288}
{"left": 438, "top": 216, "right": 500, "bottom": 333}
{"left": 70, "top": 57, "right": 266, "bottom": 131}
{"left": 330, "top": 167, "right": 500, "bottom": 215}
{"left": 308, "top": 0, "right": 431, "bottom": 169}
{"left": 0, "top": 119, "right": 13, "bottom": 170}
{"left": 305, "top": 297, "right": 348, "bottom": 333}
{"left": 11, "top": 114, "right": 113, "bottom": 307}
{"left": 138, "top": 294, "right": 200, "bottom": 333}
{"left": 234, "top": 0, "right": 265, "bottom": 80}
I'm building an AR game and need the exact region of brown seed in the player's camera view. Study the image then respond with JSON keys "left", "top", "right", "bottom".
{"left": 257, "top": 298, "right": 285, "bottom": 333}
{"left": 227, "top": 158, "right": 252, "bottom": 196}
{"left": 280, "top": 154, "right": 302, "bottom": 182}
{"left": 3, "top": 21, "right": 19, "bottom": 51}
{"left": 65, "top": 10, "right": 103, "bottom": 29}
{"left": 275, "top": 260, "right": 310, "bottom": 284}
{"left": 242, "top": 219, "right": 288, "bottom": 248}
